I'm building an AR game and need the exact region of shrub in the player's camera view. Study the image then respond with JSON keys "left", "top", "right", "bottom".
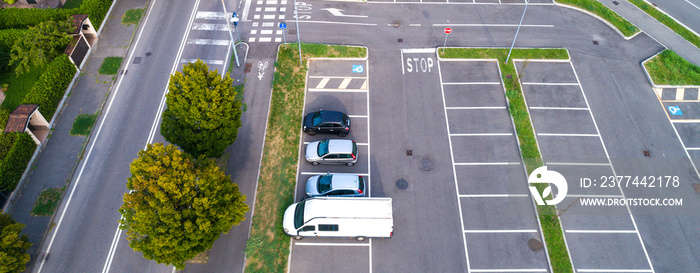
{"left": 0, "top": 133, "right": 36, "bottom": 191}
{"left": 21, "top": 54, "right": 76, "bottom": 120}
{"left": 0, "top": 109, "right": 9, "bottom": 131}
{"left": 0, "top": 29, "right": 29, "bottom": 52}
{"left": 0, "top": 8, "right": 73, "bottom": 30}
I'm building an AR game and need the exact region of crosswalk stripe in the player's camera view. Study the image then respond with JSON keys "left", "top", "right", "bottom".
{"left": 260, "top": 29, "right": 273, "bottom": 35}
{"left": 181, "top": 59, "right": 225, "bottom": 65}
{"left": 258, "top": 37, "right": 272, "bottom": 42}
{"left": 192, "top": 23, "right": 229, "bottom": 31}
{"left": 195, "top": 11, "right": 229, "bottom": 20}
{"left": 316, "top": 78, "right": 330, "bottom": 89}
{"left": 338, "top": 78, "right": 352, "bottom": 89}
{"left": 187, "top": 39, "right": 229, "bottom": 46}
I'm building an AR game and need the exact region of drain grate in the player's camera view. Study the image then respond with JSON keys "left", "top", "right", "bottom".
{"left": 396, "top": 179, "right": 408, "bottom": 190}
{"left": 694, "top": 184, "right": 700, "bottom": 193}
{"left": 406, "top": 150, "right": 412, "bottom": 156}
{"left": 643, "top": 150, "right": 651, "bottom": 157}
{"left": 288, "top": 29, "right": 297, "bottom": 35}
{"left": 398, "top": 38, "right": 403, "bottom": 43}
{"left": 145, "top": 52, "right": 152, "bottom": 57}
{"left": 612, "top": 0, "right": 619, "bottom": 5}
{"left": 592, "top": 40, "right": 599, "bottom": 45}
{"left": 244, "top": 63, "right": 252, "bottom": 73}
{"left": 528, "top": 238, "right": 544, "bottom": 251}
{"left": 133, "top": 57, "right": 142, "bottom": 64}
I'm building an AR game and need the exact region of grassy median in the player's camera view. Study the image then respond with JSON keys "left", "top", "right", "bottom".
{"left": 627, "top": 0, "right": 700, "bottom": 49}
{"left": 244, "top": 43, "right": 366, "bottom": 273}
{"left": 555, "top": 0, "right": 639, "bottom": 37}
{"left": 644, "top": 49, "right": 700, "bottom": 86}
{"left": 440, "top": 47, "right": 573, "bottom": 273}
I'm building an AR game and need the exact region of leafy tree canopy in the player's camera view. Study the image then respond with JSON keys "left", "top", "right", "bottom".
{"left": 9, "top": 18, "right": 74, "bottom": 75}
{"left": 161, "top": 60, "right": 243, "bottom": 158}
{"left": 0, "top": 213, "right": 31, "bottom": 273}
{"left": 119, "top": 143, "right": 248, "bottom": 269}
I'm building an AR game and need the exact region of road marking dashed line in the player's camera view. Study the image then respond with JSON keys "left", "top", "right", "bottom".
{"left": 187, "top": 39, "right": 229, "bottom": 45}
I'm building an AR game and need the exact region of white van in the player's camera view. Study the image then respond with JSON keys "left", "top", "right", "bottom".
{"left": 282, "top": 197, "right": 393, "bottom": 241}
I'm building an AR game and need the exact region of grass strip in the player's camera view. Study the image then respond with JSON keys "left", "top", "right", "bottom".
{"left": 98, "top": 57, "right": 123, "bottom": 75}
{"left": 0, "top": 65, "right": 46, "bottom": 111}
{"left": 244, "top": 43, "right": 365, "bottom": 273}
{"left": 31, "top": 187, "right": 65, "bottom": 216}
{"left": 644, "top": 49, "right": 700, "bottom": 85}
{"left": 70, "top": 113, "right": 98, "bottom": 136}
{"left": 122, "top": 8, "right": 145, "bottom": 26}
{"left": 555, "top": 0, "right": 639, "bottom": 37}
{"left": 627, "top": 0, "right": 700, "bottom": 49}
{"left": 440, "top": 47, "right": 573, "bottom": 273}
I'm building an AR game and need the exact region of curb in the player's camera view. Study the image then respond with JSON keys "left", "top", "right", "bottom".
{"left": 640, "top": 50, "right": 700, "bottom": 89}
{"left": 552, "top": 1, "right": 641, "bottom": 40}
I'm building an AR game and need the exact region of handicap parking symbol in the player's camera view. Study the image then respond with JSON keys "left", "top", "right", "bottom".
{"left": 668, "top": 106, "right": 683, "bottom": 115}
{"left": 352, "top": 65, "right": 364, "bottom": 73}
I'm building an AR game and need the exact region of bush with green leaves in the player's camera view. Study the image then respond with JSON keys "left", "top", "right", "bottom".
{"left": 79, "top": 0, "right": 113, "bottom": 31}
{"left": 0, "top": 29, "right": 29, "bottom": 52}
{"left": 119, "top": 143, "right": 248, "bottom": 269}
{"left": 22, "top": 54, "right": 77, "bottom": 120}
{"left": 0, "top": 133, "right": 36, "bottom": 191}
{"left": 0, "top": 8, "right": 73, "bottom": 30}
{"left": 161, "top": 60, "right": 243, "bottom": 158}
{"left": 0, "top": 213, "right": 31, "bottom": 273}
{"left": 9, "top": 18, "right": 75, "bottom": 75}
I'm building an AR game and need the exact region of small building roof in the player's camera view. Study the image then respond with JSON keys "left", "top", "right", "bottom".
{"left": 70, "top": 14, "right": 88, "bottom": 35}
{"left": 4, "top": 104, "right": 39, "bottom": 133}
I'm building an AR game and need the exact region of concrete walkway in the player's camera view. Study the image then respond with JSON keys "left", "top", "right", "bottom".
{"left": 599, "top": 0, "right": 700, "bottom": 66}
{"left": 4, "top": 0, "right": 149, "bottom": 270}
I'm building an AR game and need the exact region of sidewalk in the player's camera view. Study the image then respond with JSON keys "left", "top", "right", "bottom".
{"left": 5, "top": 0, "right": 149, "bottom": 270}
{"left": 599, "top": 0, "right": 700, "bottom": 66}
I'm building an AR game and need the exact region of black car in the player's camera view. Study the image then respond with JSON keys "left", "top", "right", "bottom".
{"left": 303, "top": 110, "right": 351, "bottom": 136}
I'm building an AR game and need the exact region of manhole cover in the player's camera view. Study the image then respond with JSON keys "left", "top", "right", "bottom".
{"left": 133, "top": 57, "right": 142, "bottom": 64}
{"left": 643, "top": 150, "right": 651, "bottom": 157}
{"left": 592, "top": 40, "right": 599, "bottom": 45}
{"left": 693, "top": 184, "right": 700, "bottom": 193}
{"left": 396, "top": 179, "right": 408, "bottom": 190}
{"left": 420, "top": 157, "right": 433, "bottom": 171}
{"left": 244, "top": 63, "right": 252, "bottom": 73}
{"left": 391, "top": 20, "right": 401, "bottom": 28}
{"left": 528, "top": 238, "right": 543, "bottom": 252}
{"left": 406, "top": 150, "right": 413, "bottom": 156}
{"left": 612, "top": 0, "right": 619, "bottom": 5}
{"left": 288, "top": 29, "right": 297, "bottom": 35}
{"left": 398, "top": 38, "right": 403, "bottom": 43}
{"left": 145, "top": 52, "right": 152, "bottom": 57}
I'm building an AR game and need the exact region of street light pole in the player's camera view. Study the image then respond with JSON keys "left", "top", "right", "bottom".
{"left": 220, "top": 0, "right": 240, "bottom": 67}
{"left": 293, "top": 0, "right": 302, "bottom": 66}
{"left": 505, "top": 0, "right": 529, "bottom": 64}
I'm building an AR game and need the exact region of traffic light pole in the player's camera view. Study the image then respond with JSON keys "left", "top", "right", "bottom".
{"left": 220, "top": 0, "right": 240, "bottom": 67}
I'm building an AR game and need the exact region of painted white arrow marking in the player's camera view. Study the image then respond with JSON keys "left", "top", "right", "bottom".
{"left": 321, "top": 8, "right": 367, "bottom": 18}
{"left": 258, "top": 72, "right": 264, "bottom": 80}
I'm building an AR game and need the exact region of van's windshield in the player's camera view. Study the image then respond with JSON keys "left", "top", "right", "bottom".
{"left": 294, "top": 200, "right": 306, "bottom": 229}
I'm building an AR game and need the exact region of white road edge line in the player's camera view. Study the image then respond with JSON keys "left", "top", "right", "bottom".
{"left": 308, "top": 88, "right": 367, "bottom": 92}
{"left": 521, "top": 82, "right": 579, "bottom": 85}
{"left": 545, "top": 162, "right": 610, "bottom": 166}
{"left": 464, "top": 229, "right": 538, "bottom": 233}
{"left": 471, "top": 270, "right": 547, "bottom": 273}
{"left": 569, "top": 61, "right": 656, "bottom": 272}
{"left": 565, "top": 230, "right": 638, "bottom": 234}
{"left": 529, "top": 106, "right": 589, "bottom": 110}
{"left": 445, "top": 106, "right": 506, "bottom": 110}
{"left": 442, "top": 82, "right": 501, "bottom": 85}
{"left": 454, "top": 162, "right": 520, "bottom": 166}
{"left": 451, "top": 133, "right": 512, "bottom": 136}
{"left": 437, "top": 58, "right": 472, "bottom": 272}
{"left": 432, "top": 23, "right": 554, "bottom": 27}
{"left": 35, "top": 0, "right": 159, "bottom": 272}
{"left": 291, "top": 20, "right": 378, "bottom": 26}
{"left": 294, "top": 242, "right": 370, "bottom": 246}
{"left": 577, "top": 270, "right": 653, "bottom": 273}
{"left": 537, "top": 133, "right": 599, "bottom": 137}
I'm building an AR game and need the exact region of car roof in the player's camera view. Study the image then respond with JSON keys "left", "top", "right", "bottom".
{"left": 327, "top": 139, "right": 354, "bottom": 153}
{"left": 330, "top": 174, "right": 360, "bottom": 189}
{"left": 319, "top": 110, "right": 345, "bottom": 123}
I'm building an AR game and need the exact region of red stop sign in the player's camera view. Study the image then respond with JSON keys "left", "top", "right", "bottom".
{"left": 444, "top": 27, "right": 452, "bottom": 34}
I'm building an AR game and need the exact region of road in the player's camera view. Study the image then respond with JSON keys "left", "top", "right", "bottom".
{"left": 27, "top": 0, "right": 700, "bottom": 272}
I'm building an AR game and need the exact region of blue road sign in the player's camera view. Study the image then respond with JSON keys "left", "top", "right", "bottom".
{"left": 279, "top": 22, "right": 287, "bottom": 29}
{"left": 352, "top": 65, "right": 363, "bottom": 73}
{"left": 668, "top": 106, "right": 683, "bottom": 115}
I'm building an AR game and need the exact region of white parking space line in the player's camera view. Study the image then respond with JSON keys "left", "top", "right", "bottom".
{"left": 577, "top": 269, "right": 653, "bottom": 273}
{"left": 401, "top": 48, "right": 434, "bottom": 53}
{"left": 294, "top": 242, "right": 370, "bottom": 246}
{"left": 309, "top": 76, "right": 367, "bottom": 79}
{"left": 454, "top": 162, "right": 520, "bottom": 166}
{"left": 451, "top": 133, "right": 512, "bottom": 136}
{"left": 471, "top": 269, "right": 547, "bottom": 273}
{"left": 459, "top": 194, "right": 529, "bottom": 197}
{"left": 537, "top": 133, "right": 599, "bottom": 137}
{"left": 464, "top": 229, "right": 539, "bottom": 233}
{"left": 686, "top": 147, "right": 700, "bottom": 150}
{"left": 433, "top": 23, "right": 554, "bottom": 28}
{"left": 671, "top": 119, "right": 700, "bottom": 123}
{"left": 191, "top": 23, "right": 228, "bottom": 31}
{"left": 308, "top": 88, "right": 368, "bottom": 92}
{"left": 315, "top": 78, "right": 330, "bottom": 88}
{"left": 338, "top": 78, "right": 352, "bottom": 89}
{"left": 303, "top": 142, "right": 368, "bottom": 145}
{"left": 300, "top": 172, "right": 369, "bottom": 176}
{"left": 187, "top": 39, "right": 229, "bottom": 45}
{"left": 521, "top": 82, "right": 579, "bottom": 86}
{"left": 446, "top": 106, "right": 506, "bottom": 110}
{"left": 180, "top": 59, "right": 225, "bottom": 65}
{"left": 565, "top": 230, "right": 638, "bottom": 234}
{"left": 348, "top": 115, "right": 368, "bottom": 118}
{"left": 529, "top": 107, "right": 588, "bottom": 110}
{"left": 545, "top": 162, "right": 611, "bottom": 166}
{"left": 442, "top": 82, "right": 501, "bottom": 85}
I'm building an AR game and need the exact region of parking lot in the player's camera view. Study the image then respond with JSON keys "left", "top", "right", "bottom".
{"left": 657, "top": 87, "right": 700, "bottom": 170}
{"left": 517, "top": 60, "right": 655, "bottom": 272}
{"left": 288, "top": 58, "right": 372, "bottom": 273}
{"left": 437, "top": 58, "right": 549, "bottom": 272}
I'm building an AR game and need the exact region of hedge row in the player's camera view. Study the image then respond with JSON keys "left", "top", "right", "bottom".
{"left": 0, "top": 0, "right": 113, "bottom": 31}
{"left": 0, "top": 29, "right": 29, "bottom": 51}
{"left": 0, "top": 132, "right": 36, "bottom": 191}
{"left": 21, "top": 54, "right": 76, "bottom": 120}
{"left": 0, "top": 109, "right": 8, "bottom": 130}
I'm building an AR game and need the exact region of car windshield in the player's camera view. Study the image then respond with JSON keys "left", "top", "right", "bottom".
{"left": 312, "top": 112, "right": 323, "bottom": 126}
{"left": 317, "top": 140, "right": 329, "bottom": 156}
{"left": 294, "top": 200, "right": 306, "bottom": 229}
{"left": 318, "top": 175, "right": 332, "bottom": 193}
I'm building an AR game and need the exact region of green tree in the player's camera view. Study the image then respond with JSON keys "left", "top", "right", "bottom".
{"left": 161, "top": 60, "right": 242, "bottom": 158}
{"left": 9, "top": 18, "right": 74, "bottom": 75}
{"left": 0, "top": 213, "right": 31, "bottom": 273}
{"left": 119, "top": 143, "right": 248, "bottom": 269}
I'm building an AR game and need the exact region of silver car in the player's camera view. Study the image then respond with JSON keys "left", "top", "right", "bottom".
{"left": 305, "top": 139, "right": 357, "bottom": 166}
{"left": 305, "top": 173, "right": 366, "bottom": 197}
